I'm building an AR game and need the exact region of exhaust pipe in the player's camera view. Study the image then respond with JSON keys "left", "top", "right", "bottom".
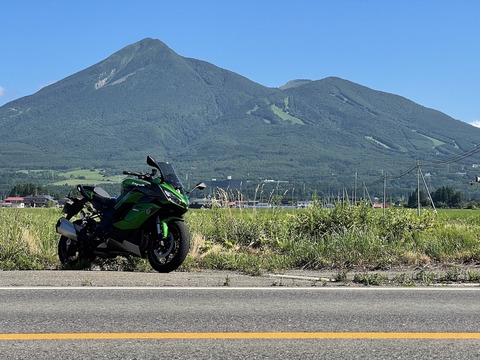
{"left": 56, "top": 218, "right": 78, "bottom": 241}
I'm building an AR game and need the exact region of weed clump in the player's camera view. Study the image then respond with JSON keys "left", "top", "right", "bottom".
{"left": 185, "top": 201, "right": 478, "bottom": 273}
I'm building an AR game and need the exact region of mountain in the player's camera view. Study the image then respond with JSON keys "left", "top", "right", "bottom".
{"left": 1, "top": 38, "right": 479, "bottom": 196}
{"left": 0, "top": 38, "right": 271, "bottom": 168}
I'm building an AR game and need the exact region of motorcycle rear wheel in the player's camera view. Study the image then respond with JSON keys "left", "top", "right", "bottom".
{"left": 146, "top": 220, "right": 190, "bottom": 273}
{"left": 58, "top": 236, "right": 94, "bottom": 268}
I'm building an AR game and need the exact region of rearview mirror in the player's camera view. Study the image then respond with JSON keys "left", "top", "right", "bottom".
{"left": 187, "top": 182, "right": 207, "bottom": 194}
{"left": 146, "top": 155, "right": 160, "bottom": 170}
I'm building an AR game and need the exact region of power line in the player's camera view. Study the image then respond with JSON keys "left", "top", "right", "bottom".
{"left": 419, "top": 145, "right": 480, "bottom": 167}
{"left": 385, "top": 165, "right": 417, "bottom": 180}
{"left": 381, "top": 145, "right": 480, "bottom": 182}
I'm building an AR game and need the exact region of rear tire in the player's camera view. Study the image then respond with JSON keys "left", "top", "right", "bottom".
{"left": 146, "top": 220, "right": 190, "bottom": 273}
{"left": 58, "top": 235, "right": 94, "bottom": 269}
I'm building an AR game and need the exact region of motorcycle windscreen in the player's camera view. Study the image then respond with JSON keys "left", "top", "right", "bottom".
{"left": 158, "top": 162, "right": 185, "bottom": 193}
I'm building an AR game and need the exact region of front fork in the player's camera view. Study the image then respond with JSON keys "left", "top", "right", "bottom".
{"left": 156, "top": 216, "right": 169, "bottom": 240}
{"left": 153, "top": 216, "right": 177, "bottom": 258}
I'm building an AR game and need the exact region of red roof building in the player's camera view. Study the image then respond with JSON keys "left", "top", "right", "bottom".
{"left": 4, "top": 197, "right": 24, "bottom": 204}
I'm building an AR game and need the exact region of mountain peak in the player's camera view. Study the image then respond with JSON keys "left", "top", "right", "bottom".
{"left": 110, "top": 37, "right": 178, "bottom": 62}
{"left": 131, "top": 37, "right": 172, "bottom": 51}
{"left": 279, "top": 79, "right": 312, "bottom": 90}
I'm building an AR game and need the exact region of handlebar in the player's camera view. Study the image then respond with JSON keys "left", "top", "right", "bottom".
{"left": 122, "top": 171, "right": 142, "bottom": 176}
{"left": 77, "top": 185, "right": 90, "bottom": 199}
{"left": 122, "top": 168, "right": 158, "bottom": 181}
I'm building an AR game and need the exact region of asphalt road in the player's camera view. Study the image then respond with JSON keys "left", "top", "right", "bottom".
{"left": 1, "top": 278, "right": 480, "bottom": 359}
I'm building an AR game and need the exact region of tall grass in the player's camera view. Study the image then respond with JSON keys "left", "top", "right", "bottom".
{"left": 1, "top": 204, "right": 480, "bottom": 272}
{"left": 0, "top": 208, "right": 61, "bottom": 269}
{"left": 185, "top": 202, "right": 480, "bottom": 273}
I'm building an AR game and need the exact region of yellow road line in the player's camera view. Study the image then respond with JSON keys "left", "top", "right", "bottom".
{"left": 1, "top": 332, "right": 480, "bottom": 340}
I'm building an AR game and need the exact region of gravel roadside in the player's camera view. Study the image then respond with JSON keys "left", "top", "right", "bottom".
{"left": 0, "top": 270, "right": 332, "bottom": 287}
{"left": 1, "top": 266, "right": 479, "bottom": 287}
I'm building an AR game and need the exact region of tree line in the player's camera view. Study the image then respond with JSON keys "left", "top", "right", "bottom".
{"left": 407, "top": 186, "right": 464, "bottom": 209}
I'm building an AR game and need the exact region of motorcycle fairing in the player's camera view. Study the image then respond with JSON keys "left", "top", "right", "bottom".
{"left": 113, "top": 203, "right": 161, "bottom": 230}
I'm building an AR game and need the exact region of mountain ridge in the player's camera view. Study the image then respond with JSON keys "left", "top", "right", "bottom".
{"left": 1, "top": 37, "right": 479, "bottom": 196}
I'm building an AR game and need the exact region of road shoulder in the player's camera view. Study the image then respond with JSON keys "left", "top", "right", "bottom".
{"left": 1, "top": 266, "right": 480, "bottom": 287}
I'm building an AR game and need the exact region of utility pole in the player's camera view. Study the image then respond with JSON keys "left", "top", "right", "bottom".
{"left": 383, "top": 172, "right": 387, "bottom": 215}
{"left": 417, "top": 161, "right": 421, "bottom": 216}
{"left": 354, "top": 171, "right": 357, "bottom": 206}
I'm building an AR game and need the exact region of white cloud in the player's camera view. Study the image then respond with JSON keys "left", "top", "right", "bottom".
{"left": 470, "top": 120, "right": 480, "bottom": 128}
{"left": 0, "top": 86, "right": 5, "bottom": 98}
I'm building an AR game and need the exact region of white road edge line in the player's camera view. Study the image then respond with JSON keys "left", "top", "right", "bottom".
{"left": 0, "top": 286, "right": 479, "bottom": 291}
{"left": 268, "top": 274, "right": 333, "bottom": 282}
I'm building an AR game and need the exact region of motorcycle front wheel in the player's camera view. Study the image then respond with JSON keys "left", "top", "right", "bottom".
{"left": 146, "top": 220, "right": 190, "bottom": 273}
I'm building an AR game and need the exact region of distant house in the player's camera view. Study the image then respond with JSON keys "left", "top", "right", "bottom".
{"left": 189, "top": 198, "right": 213, "bottom": 209}
{"left": 297, "top": 200, "right": 313, "bottom": 208}
{"left": 23, "top": 195, "right": 58, "bottom": 208}
{"left": 0, "top": 197, "right": 25, "bottom": 208}
{"left": 373, "top": 202, "right": 391, "bottom": 209}
{"left": 4, "top": 197, "right": 25, "bottom": 205}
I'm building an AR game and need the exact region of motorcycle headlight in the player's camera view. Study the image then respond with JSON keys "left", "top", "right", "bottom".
{"left": 164, "top": 189, "right": 186, "bottom": 206}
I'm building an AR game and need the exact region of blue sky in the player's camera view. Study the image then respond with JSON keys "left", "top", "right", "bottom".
{"left": 1, "top": 0, "right": 479, "bottom": 125}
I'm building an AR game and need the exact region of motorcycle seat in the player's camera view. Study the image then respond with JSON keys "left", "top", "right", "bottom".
{"left": 79, "top": 185, "right": 115, "bottom": 209}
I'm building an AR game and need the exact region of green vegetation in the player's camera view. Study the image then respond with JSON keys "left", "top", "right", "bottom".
{"left": 2, "top": 205, "right": 480, "bottom": 285}
{"left": 8, "top": 183, "right": 50, "bottom": 197}
{"left": 416, "top": 132, "right": 445, "bottom": 148}
{"left": 270, "top": 104, "right": 304, "bottom": 125}
{"left": 186, "top": 204, "right": 478, "bottom": 274}
{"left": 52, "top": 169, "right": 121, "bottom": 186}
{"left": 407, "top": 186, "right": 464, "bottom": 209}
{"left": 0, "top": 208, "right": 59, "bottom": 269}
{"left": 365, "top": 136, "right": 391, "bottom": 149}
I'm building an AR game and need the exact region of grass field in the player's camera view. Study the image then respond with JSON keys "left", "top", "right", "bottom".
{"left": 1, "top": 205, "right": 480, "bottom": 283}
{"left": 51, "top": 169, "right": 122, "bottom": 186}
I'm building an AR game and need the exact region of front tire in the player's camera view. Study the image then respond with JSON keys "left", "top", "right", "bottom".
{"left": 146, "top": 220, "right": 190, "bottom": 273}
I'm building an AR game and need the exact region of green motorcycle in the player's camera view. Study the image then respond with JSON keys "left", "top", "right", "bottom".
{"left": 55, "top": 156, "right": 206, "bottom": 273}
